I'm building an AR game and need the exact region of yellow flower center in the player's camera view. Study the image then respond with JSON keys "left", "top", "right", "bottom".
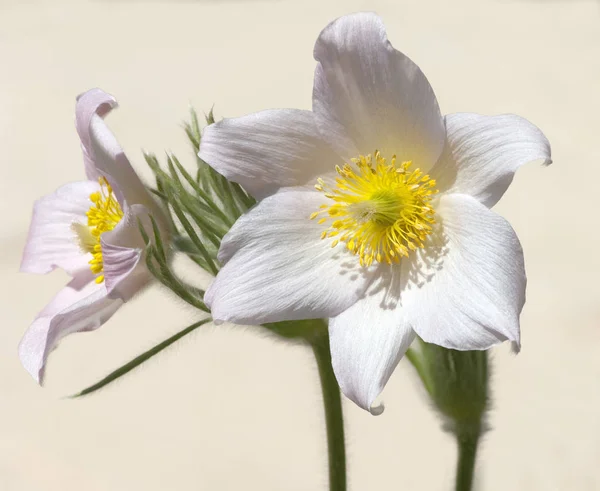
{"left": 311, "top": 151, "right": 438, "bottom": 267}
{"left": 73, "top": 177, "right": 124, "bottom": 283}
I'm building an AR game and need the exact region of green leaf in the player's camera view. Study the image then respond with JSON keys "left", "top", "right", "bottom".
{"left": 70, "top": 318, "right": 211, "bottom": 397}
{"left": 205, "top": 107, "right": 215, "bottom": 125}
{"left": 166, "top": 191, "right": 220, "bottom": 276}
{"left": 145, "top": 244, "right": 209, "bottom": 312}
{"left": 149, "top": 215, "right": 167, "bottom": 261}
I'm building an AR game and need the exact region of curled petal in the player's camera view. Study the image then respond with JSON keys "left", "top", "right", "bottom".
{"left": 76, "top": 88, "right": 160, "bottom": 216}
{"left": 76, "top": 88, "right": 118, "bottom": 181}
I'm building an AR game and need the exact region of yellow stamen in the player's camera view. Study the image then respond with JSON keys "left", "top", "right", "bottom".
{"left": 311, "top": 152, "right": 438, "bottom": 267}
{"left": 72, "top": 177, "right": 124, "bottom": 283}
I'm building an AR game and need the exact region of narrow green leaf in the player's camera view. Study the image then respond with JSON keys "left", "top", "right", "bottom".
{"left": 70, "top": 318, "right": 211, "bottom": 397}
{"left": 149, "top": 188, "right": 168, "bottom": 201}
{"left": 143, "top": 152, "right": 162, "bottom": 175}
{"left": 137, "top": 218, "right": 150, "bottom": 246}
{"left": 230, "top": 181, "right": 256, "bottom": 211}
{"left": 171, "top": 154, "right": 233, "bottom": 228}
{"left": 174, "top": 197, "right": 224, "bottom": 247}
{"left": 149, "top": 215, "right": 167, "bottom": 262}
{"left": 145, "top": 246, "right": 208, "bottom": 312}
{"left": 205, "top": 107, "right": 215, "bottom": 125}
{"left": 190, "top": 108, "right": 202, "bottom": 144}
{"left": 167, "top": 193, "right": 219, "bottom": 276}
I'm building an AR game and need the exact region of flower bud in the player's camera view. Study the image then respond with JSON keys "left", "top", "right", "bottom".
{"left": 408, "top": 339, "right": 489, "bottom": 438}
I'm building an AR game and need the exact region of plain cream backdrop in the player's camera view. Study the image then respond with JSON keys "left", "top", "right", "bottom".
{"left": 1, "top": 0, "right": 599, "bottom": 489}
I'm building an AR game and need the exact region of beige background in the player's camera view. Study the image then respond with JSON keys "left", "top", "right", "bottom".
{"left": 1, "top": 0, "right": 599, "bottom": 489}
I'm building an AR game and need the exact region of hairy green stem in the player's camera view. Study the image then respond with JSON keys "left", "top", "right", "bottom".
{"left": 455, "top": 430, "right": 479, "bottom": 491}
{"left": 404, "top": 341, "right": 486, "bottom": 491}
{"left": 311, "top": 330, "right": 346, "bottom": 491}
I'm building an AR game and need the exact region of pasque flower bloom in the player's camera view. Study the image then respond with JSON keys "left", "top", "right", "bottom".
{"left": 199, "top": 13, "right": 551, "bottom": 412}
{"left": 20, "top": 89, "right": 170, "bottom": 384}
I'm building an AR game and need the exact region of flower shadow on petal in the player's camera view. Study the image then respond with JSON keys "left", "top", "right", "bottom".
{"left": 335, "top": 250, "right": 379, "bottom": 285}
{"left": 349, "top": 221, "right": 450, "bottom": 311}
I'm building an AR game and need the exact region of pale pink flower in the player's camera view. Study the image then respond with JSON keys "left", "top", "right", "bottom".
{"left": 20, "top": 88, "right": 169, "bottom": 384}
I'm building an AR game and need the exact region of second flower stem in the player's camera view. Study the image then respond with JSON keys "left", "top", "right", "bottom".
{"left": 311, "top": 329, "right": 347, "bottom": 491}
{"left": 455, "top": 430, "right": 479, "bottom": 491}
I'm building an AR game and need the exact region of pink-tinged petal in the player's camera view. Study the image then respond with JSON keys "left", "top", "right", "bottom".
{"left": 101, "top": 242, "right": 143, "bottom": 298}
{"left": 101, "top": 204, "right": 154, "bottom": 299}
{"left": 21, "top": 181, "right": 100, "bottom": 276}
{"left": 76, "top": 89, "right": 158, "bottom": 214}
{"left": 329, "top": 268, "right": 416, "bottom": 414}
{"left": 76, "top": 88, "right": 118, "bottom": 181}
{"left": 199, "top": 109, "right": 341, "bottom": 199}
{"left": 19, "top": 273, "right": 122, "bottom": 384}
{"left": 313, "top": 13, "right": 445, "bottom": 170}
{"left": 403, "top": 194, "right": 525, "bottom": 350}
{"left": 433, "top": 113, "right": 552, "bottom": 208}
{"left": 205, "top": 189, "right": 375, "bottom": 324}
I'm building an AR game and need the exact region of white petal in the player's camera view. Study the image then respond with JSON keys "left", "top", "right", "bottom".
{"left": 433, "top": 113, "right": 552, "bottom": 208}
{"left": 329, "top": 268, "right": 416, "bottom": 414}
{"left": 199, "top": 109, "right": 340, "bottom": 199}
{"left": 403, "top": 193, "right": 525, "bottom": 350}
{"left": 313, "top": 12, "right": 445, "bottom": 169}
{"left": 19, "top": 273, "right": 122, "bottom": 384}
{"left": 20, "top": 181, "right": 99, "bottom": 276}
{"left": 206, "top": 189, "right": 375, "bottom": 324}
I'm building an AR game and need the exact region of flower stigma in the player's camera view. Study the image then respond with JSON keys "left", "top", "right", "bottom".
{"left": 311, "top": 152, "right": 438, "bottom": 267}
{"left": 73, "top": 177, "right": 124, "bottom": 283}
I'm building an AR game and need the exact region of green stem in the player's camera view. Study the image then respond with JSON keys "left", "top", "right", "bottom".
{"left": 455, "top": 430, "right": 480, "bottom": 491}
{"left": 311, "top": 330, "right": 346, "bottom": 491}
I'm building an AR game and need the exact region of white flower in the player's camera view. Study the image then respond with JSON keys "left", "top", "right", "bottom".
{"left": 198, "top": 13, "right": 551, "bottom": 413}
{"left": 20, "top": 88, "right": 170, "bottom": 384}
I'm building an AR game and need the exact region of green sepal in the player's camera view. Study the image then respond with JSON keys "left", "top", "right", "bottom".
{"left": 262, "top": 318, "right": 328, "bottom": 341}
{"left": 407, "top": 339, "right": 488, "bottom": 438}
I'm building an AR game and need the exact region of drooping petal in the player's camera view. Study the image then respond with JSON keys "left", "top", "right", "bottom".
{"left": 205, "top": 189, "right": 375, "bottom": 324}
{"left": 403, "top": 193, "right": 525, "bottom": 350}
{"left": 329, "top": 267, "right": 416, "bottom": 414}
{"left": 101, "top": 204, "right": 152, "bottom": 299}
{"left": 21, "top": 181, "right": 100, "bottom": 276}
{"left": 19, "top": 273, "right": 123, "bottom": 384}
{"left": 75, "top": 88, "right": 118, "bottom": 181}
{"left": 433, "top": 113, "right": 552, "bottom": 208}
{"left": 75, "top": 88, "right": 156, "bottom": 211}
{"left": 313, "top": 12, "right": 445, "bottom": 169}
{"left": 199, "top": 109, "right": 341, "bottom": 199}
